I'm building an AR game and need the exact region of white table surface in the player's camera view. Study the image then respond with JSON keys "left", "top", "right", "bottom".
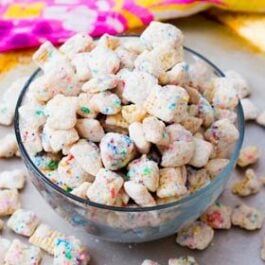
{"left": 0, "top": 14, "right": 265, "bottom": 265}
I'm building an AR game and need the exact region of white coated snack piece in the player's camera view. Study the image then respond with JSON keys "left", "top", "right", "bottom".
{"left": 0, "top": 169, "right": 26, "bottom": 189}
{"left": 205, "top": 159, "right": 229, "bottom": 179}
{"left": 168, "top": 256, "right": 199, "bottom": 265}
{"left": 4, "top": 239, "right": 42, "bottom": 265}
{"left": 141, "top": 260, "right": 161, "bottom": 265}
{"left": 7, "top": 209, "right": 40, "bottom": 237}
{"left": 176, "top": 221, "right": 214, "bottom": 250}
{"left": 187, "top": 168, "right": 210, "bottom": 192}
{"left": 29, "top": 223, "right": 64, "bottom": 255}
{"left": 54, "top": 236, "right": 91, "bottom": 265}
{"left": 0, "top": 189, "right": 21, "bottom": 217}
{"left": 121, "top": 104, "right": 147, "bottom": 124}
{"left": 77, "top": 93, "right": 98, "bottom": 119}
{"left": 0, "top": 238, "right": 11, "bottom": 264}
{"left": 0, "top": 133, "right": 18, "bottom": 158}
{"left": 241, "top": 98, "right": 259, "bottom": 120}
{"left": 98, "top": 33, "right": 120, "bottom": 50}
{"left": 237, "top": 145, "right": 260, "bottom": 167}
{"left": 71, "top": 182, "right": 91, "bottom": 199}
{"left": 87, "top": 168, "right": 123, "bottom": 206}
{"left": 231, "top": 204, "right": 264, "bottom": 230}
{"left": 232, "top": 169, "right": 261, "bottom": 197}
{"left": 71, "top": 53, "right": 92, "bottom": 81}
{"left": 256, "top": 110, "right": 265, "bottom": 126}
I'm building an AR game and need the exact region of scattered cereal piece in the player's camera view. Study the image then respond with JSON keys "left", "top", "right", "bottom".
{"left": 7, "top": 209, "right": 40, "bottom": 237}
{"left": 168, "top": 256, "right": 199, "bottom": 265}
{"left": 127, "top": 155, "right": 159, "bottom": 192}
{"left": 261, "top": 238, "right": 265, "bottom": 261}
{"left": 176, "top": 221, "right": 214, "bottom": 250}
{"left": 54, "top": 236, "right": 91, "bottom": 265}
{"left": 129, "top": 122, "right": 151, "bottom": 154}
{"left": 187, "top": 167, "right": 210, "bottom": 192}
{"left": 87, "top": 168, "right": 124, "bottom": 205}
{"left": 70, "top": 182, "right": 91, "bottom": 199}
{"left": 0, "top": 238, "right": 11, "bottom": 264}
{"left": 76, "top": 118, "right": 105, "bottom": 142}
{"left": 256, "top": 110, "right": 265, "bottom": 127}
{"left": 100, "top": 133, "right": 135, "bottom": 170}
{"left": 124, "top": 181, "right": 156, "bottom": 207}
{"left": 231, "top": 204, "right": 264, "bottom": 230}
{"left": 141, "top": 260, "right": 160, "bottom": 265}
{"left": 0, "top": 189, "right": 21, "bottom": 217}
{"left": 0, "top": 133, "right": 18, "bottom": 158}
{"left": 0, "top": 169, "right": 26, "bottom": 189}
{"left": 121, "top": 104, "right": 147, "bottom": 124}
{"left": 0, "top": 102, "right": 14, "bottom": 126}
{"left": 144, "top": 85, "right": 189, "bottom": 123}
{"left": 241, "top": 98, "right": 259, "bottom": 120}
{"left": 205, "top": 159, "right": 229, "bottom": 179}
{"left": 29, "top": 224, "right": 64, "bottom": 255}
{"left": 237, "top": 145, "right": 261, "bottom": 167}
{"left": 232, "top": 169, "right": 261, "bottom": 197}
{"left": 189, "top": 138, "right": 213, "bottom": 168}
{"left": 200, "top": 202, "right": 232, "bottom": 229}
{"left": 4, "top": 239, "right": 42, "bottom": 265}
{"left": 70, "top": 140, "right": 103, "bottom": 176}
{"left": 225, "top": 70, "right": 250, "bottom": 99}
{"left": 157, "top": 167, "right": 187, "bottom": 198}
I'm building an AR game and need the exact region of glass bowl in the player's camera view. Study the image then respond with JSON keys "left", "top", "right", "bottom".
{"left": 14, "top": 43, "right": 244, "bottom": 243}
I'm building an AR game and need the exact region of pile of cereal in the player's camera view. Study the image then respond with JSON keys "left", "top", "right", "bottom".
{"left": 18, "top": 21, "right": 241, "bottom": 207}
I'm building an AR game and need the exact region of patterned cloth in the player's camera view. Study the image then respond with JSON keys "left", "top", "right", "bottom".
{"left": 0, "top": 0, "right": 265, "bottom": 52}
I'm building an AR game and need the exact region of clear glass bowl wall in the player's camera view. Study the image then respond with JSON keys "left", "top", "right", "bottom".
{"left": 14, "top": 43, "right": 244, "bottom": 243}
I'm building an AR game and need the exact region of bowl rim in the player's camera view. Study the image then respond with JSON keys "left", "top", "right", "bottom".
{"left": 14, "top": 42, "right": 245, "bottom": 213}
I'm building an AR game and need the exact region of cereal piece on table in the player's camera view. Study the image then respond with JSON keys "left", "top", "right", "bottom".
{"left": 205, "top": 119, "right": 239, "bottom": 147}
{"left": 87, "top": 46, "right": 120, "bottom": 76}
{"left": 4, "top": 239, "right": 42, "bottom": 265}
{"left": 124, "top": 181, "right": 156, "bottom": 207}
{"left": 77, "top": 93, "right": 98, "bottom": 119}
{"left": 0, "top": 133, "right": 18, "bottom": 158}
{"left": 120, "top": 70, "right": 157, "bottom": 105}
{"left": 90, "top": 92, "right": 121, "bottom": 115}
{"left": 160, "top": 124, "right": 195, "bottom": 167}
{"left": 127, "top": 155, "right": 159, "bottom": 192}
{"left": 58, "top": 154, "right": 93, "bottom": 190}
{"left": 180, "top": 116, "right": 203, "bottom": 134}
{"left": 187, "top": 167, "right": 210, "bottom": 192}
{"left": 157, "top": 167, "right": 187, "bottom": 198}
{"left": 21, "top": 126, "right": 43, "bottom": 155}
{"left": 261, "top": 238, "right": 265, "bottom": 261}
{"left": 106, "top": 113, "right": 129, "bottom": 130}
{"left": 129, "top": 122, "right": 151, "bottom": 154}
{"left": 60, "top": 33, "right": 94, "bottom": 58}
{"left": 7, "top": 209, "right": 40, "bottom": 237}
{"left": 114, "top": 187, "right": 130, "bottom": 206}
{"left": 134, "top": 43, "right": 183, "bottom": 78}
{"left": 121, "top": 104, "right": 147, "bottom": 124}
{"left": 225, "top": 70, "right": 250, "bottom": 99}
{"left": 140, "top": 21, "right": 183, "bottom": 49}
{"left": 141, "top": 260, "right": 160, "bottom": 265}
{"left": 29, "top": 224, "right": 63, "bottom": 255}
{"left": 231, "top": 204, "right": 264, "bottom": 230}
{"left": 237, "top": 145, "right": 260, "bottom": 167}
{"left": 71, "top": 53, "right": 92, "bottom": 81}
{"left": 144, "top": 85, "right": 189, "bottom": 123}
{"left": 189, "top": 138, "right": 213, "bottom": 168}
{"left": 42, "top": 125, "right": 79, "bottom": 153}
{"left": 0, "top": 102, "right": 14, "bottom": 126}
{"left": 71, "top": 182, "right": 91, "bottom": 199}
{"left": 214, "top": 108, "right": 237, "bottom": 124}
{"left": 205, "top": 159, "right": 229, "bottom": 179}
{"left": 76, "top": 118, "right": 105, "bottom": 142}
{"left": 54, "top": 236, "right": 91, "bottom": 265}
{"left": 87, "top": 168, "right": 124, "bottom": 206}
{"left": 98, "top": 33, "right": 120, "bottom": 50}
{"left": 0, "top": 238, "right": 10, "bottom": 264}
{"left": 232, "top": 169, "right": 261, "bottom": 197}
{"left": 0, "top": 169, "right": 26, "bottom": 189}
{"left": 256, "top": 110, "right": 265, "bottom": 126}
{"left": 176, "top": 221, "right": 214, "bottom": 250}
{"left": 82, "top": 74, "right": 118, "bottom": 93}
{"left": 0, "top": 189, "right": 20, "bottom": 217}
{"left": 46, "top": 95, "right": 77, "bottom": 130}
{"left": 100, "top": 133, "right": 135, "bottom": 170}
{"left": 168, "top": 256, "right": 199, "bottom": 265}
{"left": 159, "top": 62, "right": 189, "bottom": 86}
{"left": 142, "top": 116, "right": 169, "bottom": 146}
{"left": 200, "top": 202, "right": 232, "bottom": 229}
{"left": 241, "top": 98, "right": 259, "bottom": 120}
{"left": 116, "top": 46, "right": 138, "bottom": 70}
{"left": 70, "top": 140, "right": 103, "bottom": 176}
{"left": 212, "top": 77, "right": 239, "bottom": 110}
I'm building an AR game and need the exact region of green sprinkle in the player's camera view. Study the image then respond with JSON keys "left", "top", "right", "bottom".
{"left": 80, "top": 106, "right": 90, "bottom": 114}
{"left": 66, "top": 186, "right": 73, "bottom": 192}
{"left": 215, "top": 202, "right": 221, "bottom": 208}
{"left": 65, "top": 252, "right": 72, "bottom": 260}
{"left": 46, "top": 160, "right": 59, "bottom": 170}
{"left": 143, "top": 167, "right": 152, "bottom": 175}
{"left": 35, "top": 110, "right": 45, "bottom": 117}
{"left": 124, "top": 173, "right": 130, "bottom": 181}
